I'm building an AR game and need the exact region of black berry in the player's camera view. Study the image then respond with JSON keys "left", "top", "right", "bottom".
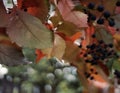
{"left": 116, "top": 1, "right": 120, "bottom": 6}
{"left": 90, "top": 68, "right": 94, "bottom": 72}
{"left": 84, "top": 54, "right": 88, "bottom": 57}
{"left": 95, "top": 72, "right": 98, "bottom": 75}
{"left": 108, "top": 19, "right": 115, "bottom": 27}
{"left": 99, "top": 40, "right": 104, "bottom": 44}
{"left": 103, "top": 11, "right": 111, "bottom": 19}
{"left": 91, "top": 15, "right": 96, "bottom": 21}
{"left": 86, "top": 45, "right": 91, "bottom": 49}
{"left": 84, "top": 72, "right": 91, "bottom": 78}
{"left": 24, "top": 8, "right": 28, "bottom": 12}
{"left": 108, "top": 43, "right": 113, "bottom": 48}
{"left": 87, "top": 2, "right": 95, "bottom": 9}
{"left": 90, "top": 76, "right": 94, "bottom": 80}
{"left": 97, "top": 18, "right": 104, "bottom": 24}
{"left": 91, "top": 34, "right": 96, "bottom": 38}
{"left": 97, "top": 5, "right": 104, "bottom": 12}
{"left": 114, "top": 70, "right": 120, "bottom": 78}
{"left": 78, "top": 45, "right": 82, "bottom": 48}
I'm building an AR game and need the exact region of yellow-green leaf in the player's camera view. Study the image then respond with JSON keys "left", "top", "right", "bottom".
{"left": 7, "top": 9, "right": 54, "bottom": 49}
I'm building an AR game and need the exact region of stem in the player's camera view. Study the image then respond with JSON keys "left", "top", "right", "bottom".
{"left": 11, "top": 0, "right": 15, "bottom": 7}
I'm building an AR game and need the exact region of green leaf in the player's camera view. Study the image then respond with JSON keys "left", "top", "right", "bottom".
{"left": 7, "top": 9, "right": 54, "bottom": 49}
{"left": 22, "top": 47, "right": 36, "bottom": 62}
{"left": 112, "top": 58, "right": 120, "bottom": 71}
{"left": 95, "top": 27, "right": 113, "bottom": 44}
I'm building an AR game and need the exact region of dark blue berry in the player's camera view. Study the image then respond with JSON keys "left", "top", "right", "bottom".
{"left": 116, "top": 28, "right": 119, "bottom": 31}
{"left": 103, "top": 11, "right": 111, "bottom": 18}
{"left": 99, "top": 40, "right": 104, "bottom": 44}
{"left": 84, "top": 72, "right": 90, "bottom": 78}
{"left": 114, "top": 70, "right": 120, "bottom": 78}
{"left": 87, "top": 2, "right": 95, "bottom": 9}
{"left": 78, "top": 45, "right": 82, "bottom": 48}
{"left": 85, "top": 60, "right": 90, "bottom": 63}
{"left": 91, "top": 34, "right": 96, "bottom": 38}
{"left": 88, "top": 13, "right": 96, "bottom": 22}
{"left": 108, "top": 43, "right": 113, "bottom": 48}
{"left": 84, "top": 54, "right": 88, "bottom": 57}
{"left": 95, "top": 72, "right": 98, "bottom": 75}
{"left": 91, "top": 61, "right": 98, "bottom": 65}
{"left": 91, "top": 15, "right": 96, "bottom": 20}
{"left": 97, "top": 18, "right": 104, "bottom": 24}
{"left": 90, "top": 76, "right": 94, "bottom": 80}
{"left": 108, "top": 19, "right": 115, "bottom": 27}
{"left": 97, "top": 5, "right": 104, "bottom": 12}
{"left": 116, "top": 1, "right": 120, "bottom": 6}
{"left": 86, "top": 45, "right": 91, "bottom": 49}
{"left": 24, "top": 8, "right": 28, "bottom": 12}
{"left": 90, "top": 68, "right": 94, "bottom": 72}
{"left": 83, "top": 9, "right": 88, "bottom": 14}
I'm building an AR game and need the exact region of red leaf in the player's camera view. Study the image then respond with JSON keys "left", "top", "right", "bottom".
{"left": 17, "top": 0, "right": 49, "bottom": 22}
{"left": 54, "top": 0, "right": 88, "bottom": 28}
{"left": 35, "top": 49, "right": 45, "bottom": 63}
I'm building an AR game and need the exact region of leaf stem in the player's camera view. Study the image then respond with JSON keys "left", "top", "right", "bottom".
{"left": 11, "top": 0, "right": 15, "bottom": 7}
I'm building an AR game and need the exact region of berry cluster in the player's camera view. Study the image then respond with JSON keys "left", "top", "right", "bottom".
{"left": 79, "top": 34, "right": 119, "bottom": 79}
{"left": 85, "top": 2, "right": 116, "bottom": 27}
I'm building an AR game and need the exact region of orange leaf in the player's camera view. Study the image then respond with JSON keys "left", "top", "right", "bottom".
{"left": 55, "top": 32, "right": 72, "bottom": 41}
{"left": 80, "top": 26, "right": 96, "bottom": 48}
{"left": 35, "top": 49, "right": 45, "bottom": 63}
{"left": 70, "top": 32, "right": 82, "bottom": 42}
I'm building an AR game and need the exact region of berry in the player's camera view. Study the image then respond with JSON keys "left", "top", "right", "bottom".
{"left": 90, "top": 76, "right": 94, "bottom": 80}
{"left": 84, "top": 72, "right": 90, "bottom": 78}
{"left": 97, "top": 5, "right": 104, "bottom": 12}
{"left": 116, "top": 1, "right": 120, "bottom": 6}
{"left": 83, "top": 9, "right": 88, "bottom": 14}
{"left": 95, "top": 72, "right": 98, "bottom": 75}
{"left": 97, "top": 18, "right": 104, "bottom": 24}
{"left": 116, "top": 28, "right": 119, "bottom": 31}
{"left": 78, "top": 45, "right": 82, "bottom": 48}
{"left": 90, "top": 44, "right": 96, "bottom": 50}
{"left": 93, "top": 55, "right": 99, "bottom": 60}
{"left": 108, "top": 43, "right": 113, "bottom": 48}
{"left": 87, "top": 2, "right": 95, "bottom": 9}
{"left": 85, "top": 60, "right": 90, "bottom": 63}
{"left": 101, "top": 56, "right": 105, "bottom": 60}
{"left": 99, "top": 40, "right": 104, "bottom": 44}
{"left": 87, "top": 13, "right": 96, "bottom": 22}
{"left": 91, "top": 61, "right": 97, "bottom": 65}
{"left": 86, "top": 45, "right": 91, "bottom": 49}
{"left": 90, "top": 68, "right": 94, "bottom": 72}
{"left": 103, "top": 11, "right": 111, "bottom": 18}
{"left": 114, "top": 70, "right": 120, "bottom": 78}
{"left": 91, "top": 34, "right": 96, "bottom": 38}
{"left": 24, "top": 8, "right": 28, "bottom": 12}
{"left": 84, "top": 54, "right": 88, "bottom": 57}
{"left": 91, "top": 15, "right": 96, "bottom": 21}
{"left": 108, "top": 19, "right": 115, "bottom": 27}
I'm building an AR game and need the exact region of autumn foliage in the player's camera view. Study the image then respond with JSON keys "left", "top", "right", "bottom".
{"left": 0, "top": 0, "right": 120, "bottom": 92}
